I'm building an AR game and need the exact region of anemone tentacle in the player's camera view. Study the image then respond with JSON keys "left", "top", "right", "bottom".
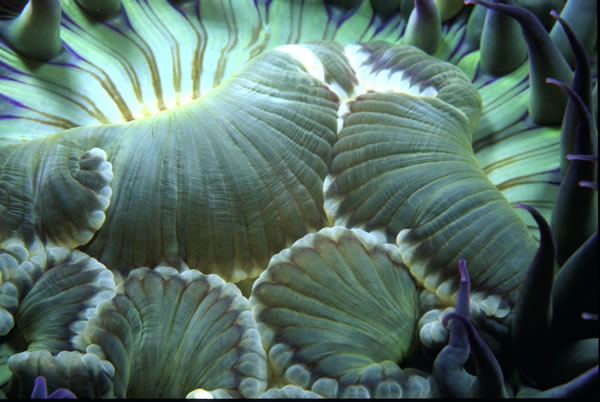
{"left": 479, "top": 0, "right": 527, "bottom": 76}
{"left": 546, "top": 79, "right": 598, "bottom": 265}
{"left": 466, "top": 0, "right": 573, "bottom": 125}
{"left": 550, "top": 9, "right": 596, "bottom": 176}
{"left": 0, "top": 0, "right": 62, "bottom": 61}
{"left": 549, "top": 0, "right": 597, "bottom": 68}
{"left": 511, "top": 203, "right": 556, "bottom": 386}
{"left": 0, "top": 0, "right": 596, "bottom": 399}
{"left": 404, "top": 0, "right": 442, "bottom": 54}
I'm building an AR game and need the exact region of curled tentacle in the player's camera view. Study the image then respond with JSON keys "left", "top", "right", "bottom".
{"left": 432, "top": 259, "right": 474, "bottom": 398}
{"left": 549, "top": 0, "right": 597, "bottom": 68}
{"left": 550, "top": 9, "right": 595, "bottom": 176}
{"left": 546, "top": 79, "right": 598, "bottom": 265}
{"left": 552, "top": 232, "right": 599, "bottom": 342}
{"left": 433, "top": 259, "right": 507, "bottom": 398}
{"left": 442, "top": 313, "right": 506, "bottom": 398}
{"left": 512, "top": 203, "right": 556, "bottom": 387}
{"left": 466, "top": 0, "right": 573, "bottom": 125}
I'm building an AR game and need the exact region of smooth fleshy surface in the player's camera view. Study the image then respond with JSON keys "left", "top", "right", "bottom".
{"left": 1, "top": 47, "right": 339, "bottom": 282}
{"left": 0, "top": 0, "right": 595, "bottom": 399}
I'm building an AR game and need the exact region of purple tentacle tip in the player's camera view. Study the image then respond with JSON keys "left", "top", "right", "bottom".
{"left": 578, "top": 181, "right": 598, "bottom": 190}
{"left": 47, "top": 388, "right": 77, "bottom": 399}
{"left": 581, "top": 312, "right": 599, "bottom": 321}
{"left": 31, "top": 376, "right": 48, "bottom": 399}
{"left": 455, "top": 258, "right": 471, "bottom": 319}
{"left": 458, "top": 258, "right": 469, "bottom": 282}
{"left": 30, "top": 376, "right": 77, "bottom": 399}
{"left": 442, "top": 311, "right": 458, "bottom": 328}
{"left": 566, "top": 154, "right": 598, "bottom": 162}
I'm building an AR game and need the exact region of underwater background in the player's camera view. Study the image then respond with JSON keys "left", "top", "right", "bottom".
{"left": 0, "top": 0, "right": 598, "bottom": 398}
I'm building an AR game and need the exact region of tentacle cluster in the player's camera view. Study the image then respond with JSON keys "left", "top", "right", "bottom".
{"left": 0, "top": 0, "right": 597, "bottom": 399}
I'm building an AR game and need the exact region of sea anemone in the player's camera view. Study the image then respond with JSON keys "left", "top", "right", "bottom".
{"left": 0, "top": 0, "right": 597, "bottom": 398}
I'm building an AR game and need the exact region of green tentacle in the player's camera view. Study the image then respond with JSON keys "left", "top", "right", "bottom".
{"left": 0, "top": 0, "right": 62, "bottom": 60}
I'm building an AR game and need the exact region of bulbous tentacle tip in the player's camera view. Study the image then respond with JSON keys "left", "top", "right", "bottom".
{"left": 465, "top": 0, "right": 573, "bottom": 125}
{"left": 0, "top": 0, "right": 62, "bottom": 61}
{"left": 549, "top": 0, "right": 598, "bottom": 68}
{"left": 433, "top": 0, "right": 464, "bottom": 21}
{"left": 464, "top": 2, "right": 487, "bottom": 49}
{"left": 30, "top": 376, "right": 47, "bottom": 398}
{"left": 477, "top": 0, "right": 528, "bottom": 76}
{"left": 75, "top": 0, "right": 121, "bottom": 19}
{"left": 404, "top": 0, "right": 442, "bottom": 54}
